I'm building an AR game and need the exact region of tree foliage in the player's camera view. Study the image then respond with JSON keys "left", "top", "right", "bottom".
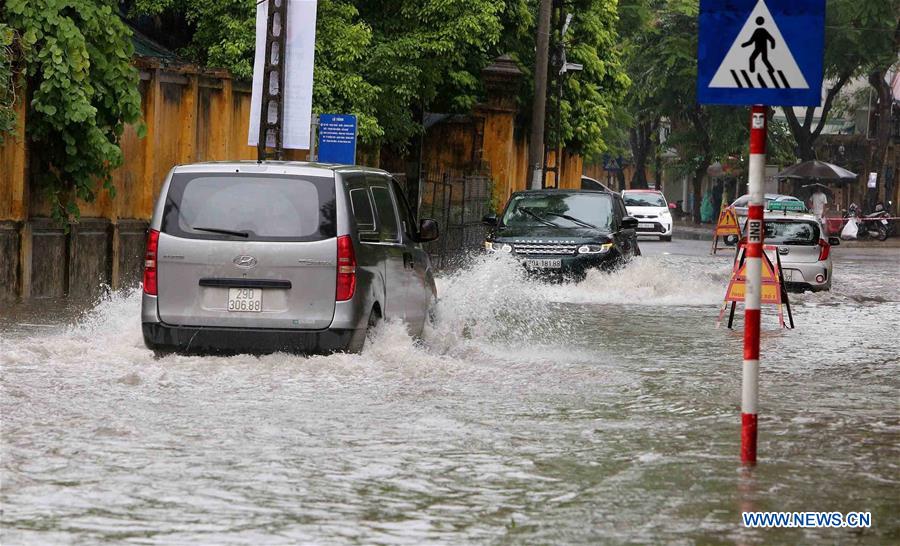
{"left": 784, "top": 0, "right": 900, "bottom": 160}
{"left": 609, "top": 0, "right": 749, "bottom": 219}
{"left": 548, "top": 0, "right": 629, "bottom": 158}
{"left": 0, "top": 21, "right": 18, "bottom": 142}
{"left": 128, "top": 0, "right": 627, "bottom": 154}
{"left": 3, "top": 0, "right": 144, "bottom": 223}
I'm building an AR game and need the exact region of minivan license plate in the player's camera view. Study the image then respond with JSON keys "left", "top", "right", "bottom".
{"left": 227, "top": 288, "right": 263, "bottom": 312}
{"left": 526, "top": 258, "right": 562, "bottom": 270}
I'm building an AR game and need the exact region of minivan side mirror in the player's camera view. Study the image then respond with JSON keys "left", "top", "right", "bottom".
{"left": 482, "top": 213, "right": 498, "bottom": 226}
{"left": 828, "top": 236, "right": 841, "bottom": 247}
{"left": 418, "top": 218, "right": 440, "bottom": 242}
{"left": 621, "top": 216, "right": 638, "bottom": 230}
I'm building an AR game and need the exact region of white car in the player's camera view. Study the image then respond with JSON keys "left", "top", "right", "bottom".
{"left": 622, "top": 190, "right": 674, "bottom": 241}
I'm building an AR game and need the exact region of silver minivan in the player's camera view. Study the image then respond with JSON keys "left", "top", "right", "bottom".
{"left": 141, "top": 162, "right": 439, "bottom": 355}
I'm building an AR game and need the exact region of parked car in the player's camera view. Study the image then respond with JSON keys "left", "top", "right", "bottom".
{"left": 731, "top": 193, "right": 806, "bottom": 230}
{"left": 760, "top": 211, "right": 839, "bottom": 292}
{"left": 482, "top": 190, "right": 640, "bottom": 281}
{"left": 141, "top": 162, "right": 439, "bottom": 355}
{"left": 621, "top": 189, "right": 675, "bottom": 241}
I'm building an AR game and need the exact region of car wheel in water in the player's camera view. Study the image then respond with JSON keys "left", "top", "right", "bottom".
{"left": 349, "top": 307, "right": 382, "bottom": 354}
{"left": 660, "top": 235, "right": 672, "bottom": 242}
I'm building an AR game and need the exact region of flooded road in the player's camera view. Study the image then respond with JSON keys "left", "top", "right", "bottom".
{"left": 2, "top": 240, "right": 898, "bottom": 544}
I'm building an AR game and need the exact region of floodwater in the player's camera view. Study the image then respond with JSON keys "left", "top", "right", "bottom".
{"left": 2, "top": 243, "right": 898, "bottom": 545}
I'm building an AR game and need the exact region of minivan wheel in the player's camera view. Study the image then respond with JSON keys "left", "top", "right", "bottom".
{"left": 348, "top": 307, "right": 382, "bottom": 354}
{"left": 151, "top": 348, "right": 171, "bottom": 360}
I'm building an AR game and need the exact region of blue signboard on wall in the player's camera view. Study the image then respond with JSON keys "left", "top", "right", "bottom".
{"left": 697, "top": 0, "right": 825, "bottom": 106}
{"left": 318, "top": 114, "right": 358, "bottom": 165}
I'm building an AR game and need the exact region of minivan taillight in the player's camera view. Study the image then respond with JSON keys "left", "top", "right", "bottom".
{"left": 336, "top": 235, "right": 357, "bottom": 301}
{"left": 143, "top": 229, "right": 160, "bottom": 295}
{"left": 818, "top": 238, "right": 830, "bottom": 261}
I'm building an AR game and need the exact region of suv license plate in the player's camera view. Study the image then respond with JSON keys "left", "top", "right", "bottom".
{"left": 526, "top": 258, "right": 562, "bottom": 270}
{"left": 227, "top": 288, "right": 263, "bottom": 312}
{"left": 638, "top": 223, "right": 655, "bottom": 229}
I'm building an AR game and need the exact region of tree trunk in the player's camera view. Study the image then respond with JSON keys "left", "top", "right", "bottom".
{"left": 865, "top": 18, "right": 900, "bottom": 209}
{"left": 691, "top": 164, "right": 708, "bottom": 224}
{"left": 629, "top": 119, "right": 659, "bottom": 189}
{"left": 783, "top": 72, "right": 852, "bottom": 161}
{"left": 866, "top": 69, "right": 893, "bottom": 209}
{"left": 616, "top": 169, "right": 627, "bottom": 191}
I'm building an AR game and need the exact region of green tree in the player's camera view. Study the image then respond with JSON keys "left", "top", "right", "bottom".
{"left": 515, "top": 0, "right": 629, "bottom": 160}
{"left": 128, "top": 0, "right": 628, "bottom": 157}
{"left": 602, "top": 0, "right": 662, "bottom": 190}
{"left": 351, "top": 0, "right": 505, "bottom": 146}
{"left": 635, "top": 0, "right": 747, "bottom": 221}
{"left": 3, "top": 0, "right": 144, "bottom": 223}
{"left": 784, "top": 0, "right": 900, "bottom": 161}
{"left": 0, "top": 22, "right": 18, "bottom": 141}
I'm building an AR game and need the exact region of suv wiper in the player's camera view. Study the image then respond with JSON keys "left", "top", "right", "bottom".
{"left": 519, "top": 207, "right": 559, "bottom": 228}
{"left": 192, "top": 226, "right": 250, "bottom": 238}
{"left": 542, "top": 212, "right": 598, "bottom": 230}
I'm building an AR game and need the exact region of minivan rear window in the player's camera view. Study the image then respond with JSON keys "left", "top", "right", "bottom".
{"left": 162, "top": 174, "right": 336, "bottom": 242}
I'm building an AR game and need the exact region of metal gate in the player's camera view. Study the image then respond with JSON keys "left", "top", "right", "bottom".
{"left": 418, "top": 173, "right": 492, "bottom": 270}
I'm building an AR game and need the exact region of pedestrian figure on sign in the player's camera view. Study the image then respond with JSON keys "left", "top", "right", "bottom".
{"left": 741, "top": 17, "right": 775, "bottom": 73}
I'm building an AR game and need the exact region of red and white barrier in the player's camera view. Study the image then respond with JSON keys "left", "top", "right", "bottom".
{"left": 742, "top": 105, "right": 767, "bottom": 466}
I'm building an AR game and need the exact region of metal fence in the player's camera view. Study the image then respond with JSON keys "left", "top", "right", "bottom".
{"left": 418, "top": 173, "right": 492, "bottom": 270}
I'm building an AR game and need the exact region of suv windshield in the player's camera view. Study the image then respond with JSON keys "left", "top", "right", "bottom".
{"left": 502, "top": 193, "right": 613, "bottom": 230}
{"left": 623, "top": 192, "right": 666, "bottom": 207}
{"left": 765, "top": 220, "right": 820, "bottom": 245}
{"left": 162, "top": 173, "right": 336, "bottom": 242}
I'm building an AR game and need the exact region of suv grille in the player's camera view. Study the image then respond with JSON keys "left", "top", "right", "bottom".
{"left": 513, "top": 243, "right": 578, "bottom": 255}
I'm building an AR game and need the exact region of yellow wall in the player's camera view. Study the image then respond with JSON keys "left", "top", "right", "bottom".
{"left": 1, "top": 59, "right": 264, "bottom": 222}
{"left": 0, "top": 90, "right": 26, "bottom": 221}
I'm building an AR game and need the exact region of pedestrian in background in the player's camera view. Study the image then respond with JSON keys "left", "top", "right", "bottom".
{"left": 811, "top": 186, "right": 828, "bottom": 219}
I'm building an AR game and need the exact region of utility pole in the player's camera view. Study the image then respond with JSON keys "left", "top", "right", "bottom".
{"left": 257, "top": 0, "right": 288, "bottom": 161}
{"left": 528, "top": 0, "right": 553, "bottom": 190}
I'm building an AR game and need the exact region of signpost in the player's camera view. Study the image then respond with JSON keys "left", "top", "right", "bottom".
{"left": 249, "top": 0, "right": 319, "bottom": 159}
{"left": 698, "top": 0, "right": 825, "bottom": 466}
{"left": 317, "top": 114, "right": 358, "bottom": 165}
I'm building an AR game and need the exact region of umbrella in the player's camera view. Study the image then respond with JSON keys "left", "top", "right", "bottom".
{"left": 775, "top": 160, "right": 857, "bottom": 182}
{"left": 802, "top": 182, "right": 833, "bottom": 194}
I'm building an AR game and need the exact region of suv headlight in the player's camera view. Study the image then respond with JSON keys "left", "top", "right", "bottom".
{"left": 485, "top": 241, "right": 513, "bottom": 253}
{"left": 578, "top": 243, "right": 613, "bottom": 254}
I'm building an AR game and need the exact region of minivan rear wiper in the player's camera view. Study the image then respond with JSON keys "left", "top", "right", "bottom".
{"left": 192, "top": 226, "right": 250, "bottom": 238}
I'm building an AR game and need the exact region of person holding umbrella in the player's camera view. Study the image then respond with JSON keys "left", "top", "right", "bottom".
{"left": 808, "top": 183, "right": 828, "bottom": 219}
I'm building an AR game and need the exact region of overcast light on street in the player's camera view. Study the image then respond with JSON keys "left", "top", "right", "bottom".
{"left": 2, "top": 0, "right": 899, "bottom": 544}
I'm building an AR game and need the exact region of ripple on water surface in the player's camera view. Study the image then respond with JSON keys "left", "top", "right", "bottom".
{"left": 1, "top": 251, "right": 898, "bottom": 544}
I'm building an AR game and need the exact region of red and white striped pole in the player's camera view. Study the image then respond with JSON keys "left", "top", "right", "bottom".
{"left": 742, "top": 105, "right": 767, "bottom": 466}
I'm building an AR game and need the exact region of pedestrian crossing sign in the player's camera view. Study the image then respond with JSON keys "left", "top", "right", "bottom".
{"left": 698, "top": 0, "right": 825, "bottom": 106}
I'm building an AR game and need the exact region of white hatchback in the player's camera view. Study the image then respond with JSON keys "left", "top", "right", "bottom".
{"left": 622, "top": 190, "right": 674, "bottom": 241}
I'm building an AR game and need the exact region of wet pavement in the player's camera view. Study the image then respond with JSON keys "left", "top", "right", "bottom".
{"left": 1, "top": 240, "right": 898, "bottom": 544}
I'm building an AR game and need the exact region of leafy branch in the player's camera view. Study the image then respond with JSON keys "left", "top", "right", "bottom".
{"left": 4, "top": 0, "right": 145, "bottom": 223}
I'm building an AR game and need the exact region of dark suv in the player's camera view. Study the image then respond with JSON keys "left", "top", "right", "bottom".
{"left": 483, "top": 190, "right": 640, "bottom": 280}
